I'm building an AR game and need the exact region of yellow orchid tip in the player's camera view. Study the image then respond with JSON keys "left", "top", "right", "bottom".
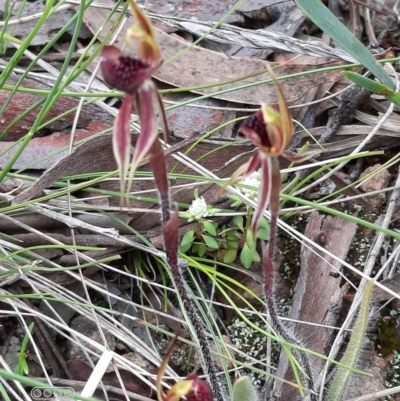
{"left": 126, "top": 0, "right": 160, "bottom": 65}
{"left": 166, "top": 380, "right": 194, "bottom": 401}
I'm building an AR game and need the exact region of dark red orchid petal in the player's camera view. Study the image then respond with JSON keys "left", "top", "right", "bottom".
{"left": 101, "top": 45, "right": 153, "bottom": 95}
{"left": 113, "top": 93, "right": 134, "bottom": 205}
{"left": 251, "top": 155, "right": 271, "bottom": 235}
{"left": 239, "top": 110, "right": 271, "bottom": 148}
{"left": 217, "top": 152, "right": 261, "bottom": 198}
{"left": 185, "top": 374, "right": 213, "bottom": 401}
{"left": 127, "top": 81, "right": 159, "bottom": 195}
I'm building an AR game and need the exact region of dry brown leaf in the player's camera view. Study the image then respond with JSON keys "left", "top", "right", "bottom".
{"left": 84, "top": 6, "right": 346, "bottom": 114}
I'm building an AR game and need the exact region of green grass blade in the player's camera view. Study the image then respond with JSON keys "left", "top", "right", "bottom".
{"left": 342, "top": 71, "right": 400, "bottom": 106}
{"left": 0, "top": 381, "right": 12, "bottom": 401}
{"left": 326, "top": 280, "right": 373, "bottom": 401}
{"left": 0, "top": 0, "right": 57, "bottom": 90}
{"left": 295, "top": 0, "right": 394, "bottom": 89}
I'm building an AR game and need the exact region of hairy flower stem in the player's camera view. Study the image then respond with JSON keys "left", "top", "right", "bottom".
{"left": 164, "top": 212, "right": 226, "bottom": 401}
{"left": 149, "top": 140, "right": 170, "bottom": 225}
{"left": 267, "top": 158, "right": 280, "bottom": 265}
{"left": 152, "top": 154, "right": 224, "bottom": 399}
{"left": 263, "top": 158, "right": 316, "bottom": 400}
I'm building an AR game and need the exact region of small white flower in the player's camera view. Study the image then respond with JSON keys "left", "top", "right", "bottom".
{"left": 188, "top": 196, "right": 208, "bottom": 220}
{"left": 240, "top": 170, "right": 261, "bottom": 200}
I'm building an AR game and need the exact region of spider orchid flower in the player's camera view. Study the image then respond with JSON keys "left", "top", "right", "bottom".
{"left": 232, "top": 78, "right": 313, "bottom": 234}
{"left": 100, "top": 0, "right": 168, "bottom": 206}
{"left": 156, "top": 337, "right": 214, "bottom": 401}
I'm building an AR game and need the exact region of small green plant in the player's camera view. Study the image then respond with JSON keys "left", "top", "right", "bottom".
{"left": 180, "top": 189, "right": 269, "bottom": 268}
{"left": 14, "top": 323, "right": 34, "bottom": 377}
{"left": 180, "top": 189, "right": 221, "bottom": 257}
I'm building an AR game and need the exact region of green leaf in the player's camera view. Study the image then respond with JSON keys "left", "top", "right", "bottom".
{"left": 231, "top": 200, "right": 243, "bottom": 208}
{"left": 226, "top": 233, "right": 240, "bottom": 241}
{"left": 295, "top": 0, "right": 394, "bottom": 89}
{"left": 194, "top": 188, "right": 199, "bottom": 198}
{"left": 246, "top": 230, "right": 256, "bottom": 251}
{"left": 342, "top": 71, "right": 400, "bottom": 107}
{"left": 227, "top": 195, "right": 243, "bottom": 208}
{"left": 227, "top": 240, "right": 239, "bottom": 249}
{"left": 181, "top": 229, "right": 195, "bottom": 247}
{"left": 257, "top": 227, "right": 270, "bottom": 241}
{"left": 240, "top": 243, "right": 253, "bottom": 269}
{"left": 260, "top": 217, "right": 269, "bottom": 229}
{"left": 208, "top": 207, "right": 221, "bottom": 216}
{"left": 203, "top": 220, "right": 217, "bottom": 236}
{"left": 2, "top": 34, "right": 23, "bottom": 45}
{"left": 233, "top": 215, "right": 244, "bottom": 230}
{"left": 252, "top": 250, "right": 261, "bottom": 263}
{"left": 179, "top": 243, "right": 192, "bottom": 253}
{"left": 197, "top": 243, "right": 207, "bottom": 257}
{"left": 223, "top": 248, "right": 238, "bottom": 264}
{"left": 216, "top": 249, "right": 224, "bottom": 262}
{"left": 14, "top": 321, "right": 34, "bottom": 376}
{"left": 191, "top": 243, "right": 199, "bottom": 254}
{"left": 179, "top": 212, "right": 192, "bottom": 219}
{"left": 233, "top": 376, "right": 257, "bottom": 401}
{"left": 21, "top": 357, "right": 29, "bottom": 376}
{"left": 201, "top": 234, "right": 219, "bottom": 249}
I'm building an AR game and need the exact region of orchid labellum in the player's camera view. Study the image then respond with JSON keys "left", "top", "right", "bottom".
{"left": 100, "top": 0, "right": 168, "bottom": 207}
{"left": 232, "top": 75, "right": 313, "bottom": 236}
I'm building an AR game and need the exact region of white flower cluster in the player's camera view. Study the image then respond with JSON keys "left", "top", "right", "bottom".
{"left": 240, "top": 170, "right": 261, "bottom": 200}
{"left": 188, "top": 196, "right": 209, "bottom": 220}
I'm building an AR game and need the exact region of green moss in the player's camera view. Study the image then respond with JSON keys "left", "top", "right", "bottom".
{"left": 378, "top": 319, "right": 399, "bottom": 357}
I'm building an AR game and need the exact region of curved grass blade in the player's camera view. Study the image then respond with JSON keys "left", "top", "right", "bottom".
{"left": 342, "top": 71, "right": 400, "bottom": 107}
{"left": 325, "top": 280, "right": 373, "bottom": 401}
{"left": 295, "top": 0, "right": 394, "bottom": 89}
